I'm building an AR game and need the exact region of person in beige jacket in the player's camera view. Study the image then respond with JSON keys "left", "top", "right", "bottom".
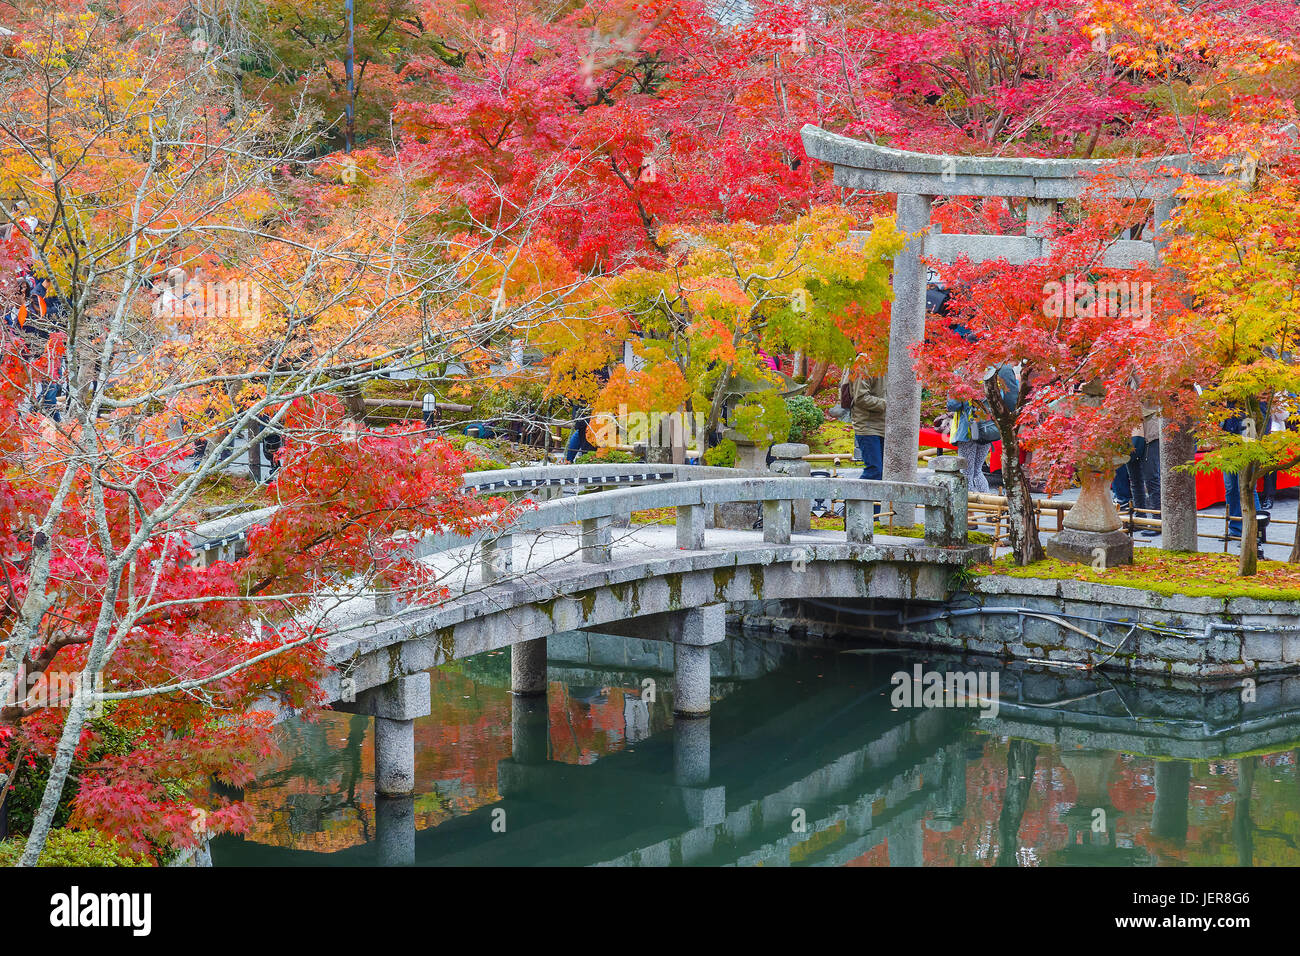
{"left": 839, "top": 359, "right": 886, "bottom": 480}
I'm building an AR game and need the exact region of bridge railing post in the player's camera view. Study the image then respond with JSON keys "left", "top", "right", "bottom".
{"left": 677, "top": 503, "right": 707, "bottom": 550}
{"left": 580, "top": 516, "right": 611, "bottom": 563}
{"left": 762, "top": 498, "right": 791, "bottom": 544}
{"left": 926, "top": 455, "right": 968, "bottom": 547}
{"left": 481, "top": 533, "right": 513, "bottom": 582}
{"left": 845, "top": 497, "right": 875, "bottom": 543}
{"left": 374, "top": 573, "right": 398, "bottom": 617}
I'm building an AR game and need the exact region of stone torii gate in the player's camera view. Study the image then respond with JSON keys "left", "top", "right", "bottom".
{"left": 800, "top": 124, "right": 1223, "bottom": 546}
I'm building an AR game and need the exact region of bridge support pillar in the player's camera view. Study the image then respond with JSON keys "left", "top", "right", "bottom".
{"left": 674, "top": 714, "right": 711, "bottom": 786}
{"left": 673, "top": 715, "right": 725, "bottom": 827}
{"left": 511, "top": 693, "right": 549, "bottom": 764}
{"left": 887, "top": 816, "right": 926, "bottom": 868}
{"left": 512, "top": 637, "right": 548, "bottom": 696}
{"left": 672, "top": 604, "right": 725, "bottom": 717}
{"left": 375, "top": 717, "right": 417, "bottom": 796}
{"left": 375, "top": 794, "right": 415, "bottom": 866}
{"left": 674, "top": 645, "right": 712, "bottom": 716}
{"left": 334, "top": 674, "right": 430, "bottom": 798}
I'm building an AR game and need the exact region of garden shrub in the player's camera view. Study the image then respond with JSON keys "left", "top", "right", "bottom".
{"left": 785, "top": 395, "right": 824, "bottom": 444}
{"left": 575, "top": 448, "right": 638, "bottom": 465}
{"left": 0, "top": 828, "right": 148, "bottom": 867}
{"left": 704, "top": 439, "right": 737, "bottom": 467}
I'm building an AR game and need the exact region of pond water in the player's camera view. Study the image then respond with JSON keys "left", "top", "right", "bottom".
{"left": 211, "top": 631, "right": 1300, "bottom": 866}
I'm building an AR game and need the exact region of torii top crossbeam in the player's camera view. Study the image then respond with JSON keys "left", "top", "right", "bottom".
{"left": 800, "top": 125, "right": 1218, "bottom": 200}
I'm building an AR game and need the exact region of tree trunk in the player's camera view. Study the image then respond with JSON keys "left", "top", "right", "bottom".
{"left": 18, "top": 693, "right": 89, "bottom": 865}
{"left": 248, "top": 425, "right": 262, "bottom": 483}
{"left": 996, "top": 739, "right": 1039, "bottom": 867}
{"left": 704, "top": 361, "right": 733, "bottom": 445}
{"left": 805, "top": 359, "right": 831, "bottom": 396}
{"left": 1290, "top": 501, "right": 1300, "bottom": 563}
{"left": 1001, "top": 426, "right": 1044, "bottom": 565}
{"left": 987, "top": 376, "right": 1043, "bottom": 565}
{"left": 1239, "top": 461, "right": 1259, "bottom": 576}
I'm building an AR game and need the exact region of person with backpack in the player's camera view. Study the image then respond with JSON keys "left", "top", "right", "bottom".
{"left": 946, "top": 365, "right": 1018, "bottom": 495}
{"left": 839, "top": 356, "right": 886, "bottom": 481}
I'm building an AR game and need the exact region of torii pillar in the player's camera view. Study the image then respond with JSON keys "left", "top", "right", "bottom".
{"left": 884, "top": 193, "right": 933, "bottom": 526}
{"left": 800, "top": 125, "right": 1220, "bottom": 539}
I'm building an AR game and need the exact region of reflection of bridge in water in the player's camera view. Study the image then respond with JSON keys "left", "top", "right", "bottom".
{"left": 215, "top": 634, "right": 1300, "bottom": 867}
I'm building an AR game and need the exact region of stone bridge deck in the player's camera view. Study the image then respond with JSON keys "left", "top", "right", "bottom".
{"left": 318, "top": 522, "right": 983, "bottom": 707}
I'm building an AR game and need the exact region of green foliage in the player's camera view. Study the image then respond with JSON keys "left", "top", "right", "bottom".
{"left": 6, "top": 754, "right": 75, "bottom": 836}
{"left": 462, "top": 458, "right": 509, "bottom": 472}
{"left": 807, "top": 419, "right": 856, "bottom": 456}
{"left": 703, "top": 439, "right": 736, "bottom": 467}
{"left": 1168, "top": 172, "right": 1300, "bottom": 483}
{"left": 242, "top": 0, "right": 454, "bottom": 149}
{"left": 732, "top": 389, "right": 790, "bottom": 445}
{"left": 597, "top": 209, "right": 903, "bottom": 435}
{"left": 785, "top": 395, "right": 824, "bottom": 444}
{"left": 575, "top": 448, "right": 638, "bottom": 464}
{"left": 0, "top": 829, "right": 148, "bottom": 867}
{"left": 440, "top": 432, "right": 530, "bottom": 468}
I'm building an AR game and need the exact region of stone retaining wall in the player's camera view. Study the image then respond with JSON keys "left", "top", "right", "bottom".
{"left": 749, "top": 575, "right": 1300, "bottom": 677}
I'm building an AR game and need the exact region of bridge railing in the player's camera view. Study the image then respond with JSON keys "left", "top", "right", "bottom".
{"left": 192, "top": 458, "right": 970, "bottom": 569}
{"left": 415, "top": 456, "right": 969, "bottom": 578}
{"left": 458, "top": 463, "right": 750, "bottom": 495}
{"left": 189, "top": 463, "right": 751, "bottom": 565}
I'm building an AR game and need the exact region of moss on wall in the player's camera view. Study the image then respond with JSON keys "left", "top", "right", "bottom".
{"left": 974, "top": 550, "right": 1300, "bottom": 601}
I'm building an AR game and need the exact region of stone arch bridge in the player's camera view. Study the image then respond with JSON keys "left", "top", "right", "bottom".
{"left": 194, "top": 458, "right": 986, "bottom": 798}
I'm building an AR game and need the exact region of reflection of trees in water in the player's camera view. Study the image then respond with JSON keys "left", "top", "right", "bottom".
{"left": 1151, "top": 760, "right": 1191, "bottom": 848}
{"left": 548, "top": 683, "right": 673, "bottom": 765}
{"left": 239, "top": 667, "right": 660, "bottom": 850}
{"left": 257, "top": 713, "right": 370, "bottom": 788}
{"left": 946, "top": 738, "right": 1300, "bottom": 867}
{"left": 253, "top": 714, "right": 374, "bottom": 843}
{"left": 1233, "top": 756, "right": 1255, "bottom": 867}
{"left": 995, "top": 740, "right": 1039, "bottom": 867}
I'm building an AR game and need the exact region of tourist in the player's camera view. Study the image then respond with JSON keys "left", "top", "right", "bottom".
{"left": 565, "top": 408, "right": 597, "bottom": 462}
{"left": 1128, "top": 401, "right": 1161, "bottom": 536}
{"left": 1261, "top": 403, "right": 1291, "bottom": 509}
{"left": 839, "top": 355, "right": 886, "bottom": 481}
{"left": 947, "top": 365, "right": 1017, "bottom": 496}
{"left": 564, "top": 367, "right": 609, "bottom": 462}
{"left": 1113, "top": 437, "right": 1138, "bottom": 509}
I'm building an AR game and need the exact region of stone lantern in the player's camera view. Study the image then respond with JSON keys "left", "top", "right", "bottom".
{"left": 1046, "top": 380, "right": 1134, "bottom": 567}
